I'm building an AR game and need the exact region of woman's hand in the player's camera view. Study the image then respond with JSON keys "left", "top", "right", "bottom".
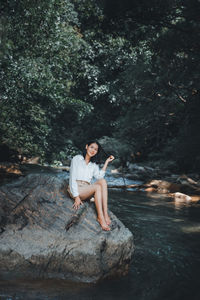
{"left": 73, "top": 196, "right": 83, "bottom": 210}
{"left": 106, "top": 155, "right": 115, "bottom": 163}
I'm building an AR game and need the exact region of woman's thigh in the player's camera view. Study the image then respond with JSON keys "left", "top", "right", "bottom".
{"left": 78, "top": 184, "right": 97, "bottom": 201}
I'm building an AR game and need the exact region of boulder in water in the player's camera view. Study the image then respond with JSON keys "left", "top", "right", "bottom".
{"left": 0, "top": 173, "right": 134, "bottom": 283}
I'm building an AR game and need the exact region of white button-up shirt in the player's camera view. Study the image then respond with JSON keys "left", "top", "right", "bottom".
{"left": 69, "top": 155, "right": 105, "bottom": 197}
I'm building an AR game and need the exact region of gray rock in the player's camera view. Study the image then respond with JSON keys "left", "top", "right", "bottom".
{"left": 0, "top": 173, "right": 134, "bottom": 283}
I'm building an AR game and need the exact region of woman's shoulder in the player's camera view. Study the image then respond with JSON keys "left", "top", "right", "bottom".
{"left": 72, "top": 154, "right": 84, "bottom": 161}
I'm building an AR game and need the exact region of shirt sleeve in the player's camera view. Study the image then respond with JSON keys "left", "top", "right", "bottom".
{"left": 93, "top": 163, "right": 105, "bottom": 180}
{"left": 69, "top": 156, "right": 79, "bottom": 197}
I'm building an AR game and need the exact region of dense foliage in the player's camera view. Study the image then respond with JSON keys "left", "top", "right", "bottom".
{"left": 0, "top": 0, "right": 199, "bottom": 171}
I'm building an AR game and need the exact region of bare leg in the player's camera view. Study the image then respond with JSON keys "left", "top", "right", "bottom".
{"left": 78, "top": 184, "right": 110, "bottom": 231}
{"left": 94, "top": 179, "right": 111, "bottom": 225}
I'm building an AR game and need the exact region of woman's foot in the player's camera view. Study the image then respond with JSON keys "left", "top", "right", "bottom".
{"left": 104, "top": 214, "right": 111, "bottom": 226}
{"left": 97, "top": 217, "right": 110, "bottom": 231}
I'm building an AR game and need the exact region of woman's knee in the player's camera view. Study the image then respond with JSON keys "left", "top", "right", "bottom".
{"left": 97, "top": 178, "right": 107, "bottom": 187}
{"left": 94, "top": 184, "right": 102, "bottom": 193}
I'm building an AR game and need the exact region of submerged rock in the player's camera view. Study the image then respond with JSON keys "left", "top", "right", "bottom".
{"left": 174, "top": 192, "right": 191, "bottom": 201}
{"left": 146, "top": 178, "right": 200, "bottom": 195}
{"left": 0, "top": 173, "right": 134, "bottom": 283}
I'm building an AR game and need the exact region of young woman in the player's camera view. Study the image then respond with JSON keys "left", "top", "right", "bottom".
{"left": 68, "top": 141, "right": 114, "bottom": 231}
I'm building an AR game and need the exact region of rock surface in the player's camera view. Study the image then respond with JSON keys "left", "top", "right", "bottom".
{"left": 0, "top": 173, "right": 134, "bottom": 283}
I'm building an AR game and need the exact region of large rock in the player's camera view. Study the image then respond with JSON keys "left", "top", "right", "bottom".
{"left": 0, "top": 173, "right": 134, "bottom": 283}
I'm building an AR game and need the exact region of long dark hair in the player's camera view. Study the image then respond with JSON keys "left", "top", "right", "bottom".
{"left": 82, "top": 140, "right": 108, "bottom": 164}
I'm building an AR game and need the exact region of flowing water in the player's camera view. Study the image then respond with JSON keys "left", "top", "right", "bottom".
{"left": 0, "top": 175, "right": 200, "bottom": 300}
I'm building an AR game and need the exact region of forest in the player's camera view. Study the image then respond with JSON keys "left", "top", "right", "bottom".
{"left": 0, "top": 0, "right": 199, "bottom": 172}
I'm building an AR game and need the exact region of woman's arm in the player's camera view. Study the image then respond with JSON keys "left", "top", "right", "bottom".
{"left": 102, "top": 155, "right": 115, "bottom": 172}
{"left": 69, "top": 156, "right": 83, "bottom": 210}
{"left": 93, "top": 155, "right": 115, "bottom": 179}
{"left": 69, "top": 156, "right": 80, "bottom": 198}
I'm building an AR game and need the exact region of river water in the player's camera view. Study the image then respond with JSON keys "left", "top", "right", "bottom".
{"left": 0, "top": 176, "right": 200, "bottom": 300}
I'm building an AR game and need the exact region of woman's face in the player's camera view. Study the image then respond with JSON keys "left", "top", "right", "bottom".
{"left": 86, "top": 143, "right": 99, "bottom": 157}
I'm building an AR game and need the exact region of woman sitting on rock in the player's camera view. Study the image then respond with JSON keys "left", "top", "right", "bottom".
{"left": 68, "top": 140, "right": 114, "bottom": 231}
